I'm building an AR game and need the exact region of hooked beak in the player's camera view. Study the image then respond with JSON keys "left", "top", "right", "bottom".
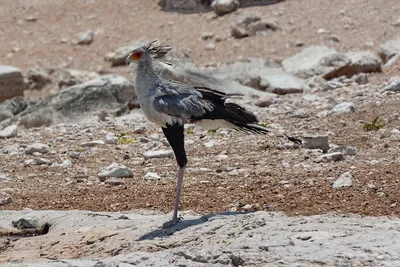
{"left": 125, "top": 55, "right": 132, "bottom": 66}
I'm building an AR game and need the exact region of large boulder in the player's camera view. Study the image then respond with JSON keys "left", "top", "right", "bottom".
{"left": 159, "top": 0, "right": 212, "bottom": 13}
{"left": 0, "top": 75, "right": 135, "bottom": 130}
{"left": 0, "top": 97, "right": 28, "bottom": 123}
{"left": 282, "top": 46, "right": 351, "bottom": 79}
{"left": 333, "top": 51, "right": 382, "bottom": 77}
{"left": 213, "top": 58, "right": 309, "bottom": 95}
{"left": 105, "top": 40, "right": 149, "bottom": 67}
{"left": 378, "top": 39, "right": 400, "bottom": 63}
{"left": 0, "top": 65, "right": 27, "bottom": 102}
{"left": 53, "top": 74, "right": 135, "bottom": 118}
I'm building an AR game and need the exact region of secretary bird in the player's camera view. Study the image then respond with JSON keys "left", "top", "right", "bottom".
{"left": 126, "top": 41, "right": 301, "bottom": 228}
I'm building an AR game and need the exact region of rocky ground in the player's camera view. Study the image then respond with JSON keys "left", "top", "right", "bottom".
{"left": 1, "top": 0, "right": 400, "bottom": 266}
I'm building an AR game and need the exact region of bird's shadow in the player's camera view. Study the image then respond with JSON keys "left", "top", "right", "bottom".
{"left": 137, "top": 211, "right": 254, "bottom": 241}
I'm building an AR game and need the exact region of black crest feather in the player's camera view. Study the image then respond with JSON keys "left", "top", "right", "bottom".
{"left": 145, "top": 40, "right": 172, "bottom": 59}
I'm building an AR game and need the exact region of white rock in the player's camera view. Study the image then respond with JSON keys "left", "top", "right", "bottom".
{"left": 0, "top": 124, "right": 17, "bottom": 138}
{"left": 104, "top": 132, "right": 118, "bottom": 145}
{"left": 77, "top": 30, "right": 94, "bottom": 45}
{"left": 0, "top": 173, "right": 10, "bottom": 181}
{"left": 211, "top": 0, "right": 240, "bottom": 16}
{"left": 316, "top": 152, "right": 344, "bottom": 163}
{"left": 205, "top": 42, "right": 216, "bottom": 50}
{"left": 331, "top": 102, "right": 356, "bottom": 115}
{"left": 25, "top": 143, "right": 50, "bottom": 155}
{"left": 51, "top": 159, "right": 72, "bottom": 168}
{"left": 203, "top": 141, "right": 217, "bottom": 148}
{"left": 144, "top": 172, "right": 161, "bottom": 181}
{"left": 98, "top": 163, "right": 133, "bottom": 178}
{"left": 378, "top": 39, "right": 400, "bottom": 63}
{"left": 215, "top": 154, "right": 228, "bottom": 161}
{"left": 328, "top": 146, "right": 357, "bottom": 156}
{"left": 143, "top": 150, "right": 174, "bottom": 159}
{"left": 24, "top": 157, "right": 52, "bottom": 166}
{"left": 333, "top": 171, "right": 353, "bottom": 188}
{"left": 80, "top": 140, "right": 105, "bottom": 147}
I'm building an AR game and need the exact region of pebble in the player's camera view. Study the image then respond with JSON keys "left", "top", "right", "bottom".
{"left": 24, "top": 157, "right": 52, "bottom": 166}
{"left": 0, "top": 197, "right": 12, "bottom": 206}
{"left": 0, "top": 173, "right": 10, "bottom": 181}
{"left": 144, "top": 172, "right": 161, "bottom": 181}
{"left": 104, "top": 132, "right": 118, "bottom": 145}
{"left": 331, "top": 102, "right": 356, "bottom": 115}
{"left": 70, "top": 152, "right": 83, "bottom": 159}
{"left": 0, "top": 125, "right": 18, "bottom": 138}
{"left": 333, "top": 171, "right": 353, "bottom": 188}
{"left": 12, "top": 218, "right": 39, "bottom": 229}
{"left": 78, "top": 30, "right": 94, "bottom": 45}
{"left": 51, "top": 159, "right": 72, "bottom": 168}
{"left": 200, "top": 32, "right": 214, "bottom": 40}
{"left": 98, "top": 163, "right": 133, "bottom": 178}
{"left": 80, "top": 140, "right": 105, "bottom": 147}
{"left": 25, "top": 143, "right": 50, "bottom": 155}
{"left": 143, "top": 150, "right": 174, "bottom": 159}
{"left": 205, "top": 42, "right": 216, "bottom": 50}
{"left": 215, "top": 154, "right": 228, "bottom": 161}
{"left": 316, "top": 152, "right": 344, "bottom": 163}
{"left": 203, "top": 141, "right": 217, "bottom": 148}
{"left": 328, "top": 146, "right": 357, "bottom": 156}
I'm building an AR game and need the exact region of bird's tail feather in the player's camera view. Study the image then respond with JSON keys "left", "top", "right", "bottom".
{"left": 232, "top": 122, "right": 302, "bottom": 145}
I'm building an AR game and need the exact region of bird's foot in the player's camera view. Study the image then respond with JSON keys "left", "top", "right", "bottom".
{"left": 161, "top": 215, "right": 183, "bottom": 229}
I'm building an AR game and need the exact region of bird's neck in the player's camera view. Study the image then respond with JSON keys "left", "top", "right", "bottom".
{"left": 135, "top": 58, "right": 159, "bottom": 98}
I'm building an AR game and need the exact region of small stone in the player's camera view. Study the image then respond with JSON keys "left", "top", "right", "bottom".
{"left": 331, "top": 102, "right": 356, "bottom": 115}
{"left": 302, "top": 134, "right": 329, "bottom": 153}
{"left": 0, "top": 125, "right": 17, "bottom": 138}
{"left": 0, "top": 173, "right": 10, "bottom": 181}
{"left": 78, "top": 30, "right": 94, "bottom": 45}
{"left": 201, "top": 32, "right": 214, "bottom": 40}
{"left": 203, "top": 141, "right": 217, "bottom": 148}
{"left": 205, "top": 42, "right": 216, "bottom": 50}
{"left": 144, "top": 172, "right": 161, "bottom": 181}
{"left": 326, "top": 35, "right": 341, "bottom": 43}
{"left": 12, "top": 218, "right": 39, "bottom": 229}
{"left": 25, "top": 15, "right": 37, "bottom": 22}
{"left": 98, "top": 163, "right": 133, "bottom": 178}
{"left": 333, "top": 171, "right": 353, "bottom": 188}
{"left": 143, "top": 150, "right": 174, "bottom": 159}
{"left": 316, "top": 152, "right": 344, "bottom": 163}
{"left": 104, "top": 132, "right": 118, "bottom": 145}
{"left": 70, "top": 152, "right": 83, "bottom": 159}
{"left": 211, "top": 0, "right": 240, "bottom": 16}
{"left": 0, "top": 197, "right": 12, "bottom": 206}
{"left": 288, "top": 40, "right": 305, "bottom": 47}
{"left": 293, "top": 108, "right": 309, "bottom": 118}
{"left": 24, "top": 157, "right": 52, "bottom": 166}
{"left": 317, "top": 28, "right": 328, "bottom": 34}
{"left": 328, "top": 146, "right": 357, "bottom": 156}
{"left": 80, "top": 140, "right": 105, "bottom": 147}
{"left": 51, "top": 159, "right": 72, "bottom": 168}
{"left": 215, "top": 154, "right": 228, "bottom": 161}
{"left": 25, "top": 143, "right": 50, "bottom": 155}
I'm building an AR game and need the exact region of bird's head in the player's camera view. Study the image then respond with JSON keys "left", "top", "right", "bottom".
{"left": 126, "top": 40, "right": 171, "bottom": 66}
{"left": 126, "top": 47, "right": 149, "bottom": 65}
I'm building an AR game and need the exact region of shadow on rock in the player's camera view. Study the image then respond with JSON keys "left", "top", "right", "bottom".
{"left": 137, "top": 211, "right": 254, "bottom": 241}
